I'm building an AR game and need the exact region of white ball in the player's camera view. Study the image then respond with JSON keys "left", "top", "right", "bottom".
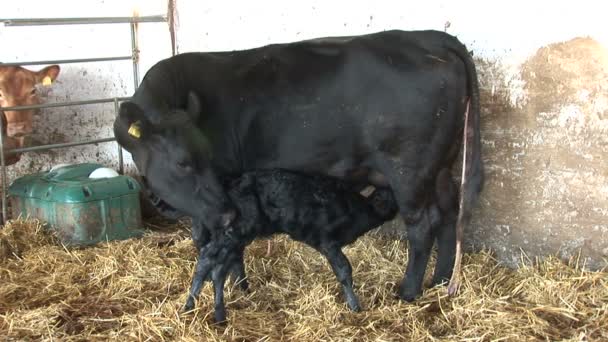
{"left": 89, "top": 167, "right": 120, "bottom": 179}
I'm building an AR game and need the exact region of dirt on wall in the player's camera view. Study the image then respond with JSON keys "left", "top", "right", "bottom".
{"left": 381, "top": 37, "right": 608, "bottom": 271}
{"left": 521, "top": 37, "right": 608, "bottom": 118}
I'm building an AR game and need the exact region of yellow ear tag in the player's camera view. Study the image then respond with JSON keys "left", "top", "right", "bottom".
{"left": 42, "top": 76, "right": 53, "bottom": 86}
{"left": 128, "top": 122, "right": 142, "bottom": 138}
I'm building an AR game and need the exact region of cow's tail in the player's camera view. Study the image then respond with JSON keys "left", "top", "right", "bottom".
{"left": 446, "top": 39, "right": 484, "bottom": 296}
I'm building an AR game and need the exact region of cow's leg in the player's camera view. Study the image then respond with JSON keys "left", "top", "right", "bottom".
{"left": 430, "top": 212, "right": 456, "bottom": 287}
{"left": 379, "top": 162, "right": 435, "bottom": 302}
{"left": 400, "top": 206, "right": 434, "bottom": 301}
{"left": 317, "top": 244, "right": 361, "bottom": 312}
{"left": 430, "top": 168, "right": 458, "bottom": 286}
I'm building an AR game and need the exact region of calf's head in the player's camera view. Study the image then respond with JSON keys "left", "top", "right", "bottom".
{"left": 0, "top": 65, "right": 60, "bottom": 138}
{"left": 114, "top": 92, "right": 236, "bottom": 227}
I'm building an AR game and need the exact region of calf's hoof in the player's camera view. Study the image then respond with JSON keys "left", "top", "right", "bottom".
{"left": 183, "top": 298, "right": 195, "bottom": 312}
{"left": 237, "top": 279, "right": 250, "bottom": 292}
{"left": 348, "top": 300, "right": 362, "bottom": 312}
{"left": 344, "top": 294, "right": 362, "bottom": 312}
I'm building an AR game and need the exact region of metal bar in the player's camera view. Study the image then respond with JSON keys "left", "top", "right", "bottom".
{"left": 0, "top": 97, "right": 131, "bottom": 112}
{"left": 1, "top": 56, "right": 132, "bottom": 67}
{"left": 0, "top": 15, "right": 163, "bottom": 227}
{"left": 114, "top": 98, "right": 124, "bottom": 175}
{"left": 9, "top": 137, "right": 116, "bottom": 154}
{"left": 1, "top": 16, "right": 166, "bottom": 26}
{"left": 130, "top": 23, "right": 140, "bottom": 89}
{"left": 0, "top": 109, "right": 6, "bottom": 224}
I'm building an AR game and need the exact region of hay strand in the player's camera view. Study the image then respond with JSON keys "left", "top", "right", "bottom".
{"left": 0, "top": 218, "right": 606, "bottom": 341}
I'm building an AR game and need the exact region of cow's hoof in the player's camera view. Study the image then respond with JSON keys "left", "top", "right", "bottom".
{"left": 429, "top": 277, "right": 449, "bottom": 288}
{"left": 214, "top": 308, "right": 227, "bottom": 324}
{"left": 398, "top": 285, "right": 420, "bottom": 302}
{"left": 399, "top": 293, "right": 417, "bottom": 302}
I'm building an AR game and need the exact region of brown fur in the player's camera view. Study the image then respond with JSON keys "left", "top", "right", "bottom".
{"left": 0, "top": 64, "right": 60, "bottom": 165}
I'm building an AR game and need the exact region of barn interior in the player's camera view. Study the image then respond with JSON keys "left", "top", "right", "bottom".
{"left": 1, "top": 0, "right": 607, "bottom": 340}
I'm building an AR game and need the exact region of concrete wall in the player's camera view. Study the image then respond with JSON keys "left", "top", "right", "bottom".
{"left": 2, "top": 0, "right": 607, "bottom": 270}
{"left": 1, "top": 0, "right": 173, "bottom": 177}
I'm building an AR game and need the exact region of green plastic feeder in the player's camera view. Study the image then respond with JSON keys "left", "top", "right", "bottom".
{"left": 8, "top": 163, "right": 144, "bottom": 246}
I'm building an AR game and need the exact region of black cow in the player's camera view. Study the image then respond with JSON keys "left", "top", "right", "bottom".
{"left": 114, "top": 29, "right": 483, "bottom": 301}
{"left": 184, "top": 169, "right": 400, "bottom": 322}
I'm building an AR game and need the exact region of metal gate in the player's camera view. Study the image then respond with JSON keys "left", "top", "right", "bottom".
{"left": 0, "top": 15, "right": 169, "bottom": 224}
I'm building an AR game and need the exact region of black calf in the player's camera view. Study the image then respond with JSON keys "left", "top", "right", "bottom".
{"left": 141, "top": 176, "right": 249, "bottom": 290}
{"left": 191, "top": 217, "right": 249, "bottom": 292}
{"left": 184, "top": 169, "right": 398, "bottom": 322}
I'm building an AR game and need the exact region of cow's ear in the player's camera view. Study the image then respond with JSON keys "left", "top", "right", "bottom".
{"left": 186, "top": 91, "right": 201, "bottom": 122}
{"left": 114, "top": 101, "right": 151, "bottom": 151}
{"left": 35, "top": 65, "right": 60, "bottom": 85}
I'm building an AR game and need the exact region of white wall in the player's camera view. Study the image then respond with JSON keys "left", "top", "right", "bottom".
{"left": 175, "top": 1, "right": 606, "bottom": 66}
{"left": 2, "top": 0, "right": 605, "bottom": 177}
{"left": 175, "top": 0, "right": 606, "bottom": 105}
{"left": 2, "top": 0, "right": 607, "bottom": 267}
{"left": 1, "top": 0, "right": 172, "bottom": 178}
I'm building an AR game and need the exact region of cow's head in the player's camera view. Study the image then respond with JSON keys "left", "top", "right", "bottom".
{"left": 114, "top": 92, "right": 236, "bottom": 228}
{"left": 0, "top": 64, "right": 60, "bottom": 138}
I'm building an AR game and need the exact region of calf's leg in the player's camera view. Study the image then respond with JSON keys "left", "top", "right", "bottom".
{"left": 229, "top": 248, "right": 249, "bottom": 292}
{"left": 184, "top": 243, "right": 221, "bottom": 311}
{"left": 211, "top": 264, "right": 230, "bottom": 323}
{"left": 184, "top": 240, "right": 242, "bottom": 323}
{"left": 192, "top": 221, "right": 248, "bottom": 291}
{"left": 318, "top": 244, "right": 361, "bottom": 312}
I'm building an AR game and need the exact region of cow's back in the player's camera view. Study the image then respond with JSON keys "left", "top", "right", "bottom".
{"left": 132, "top": 29, "right": 473, "bottom": 179}
{"left": 170, "top": 30, "right": 471, "bottom": 175}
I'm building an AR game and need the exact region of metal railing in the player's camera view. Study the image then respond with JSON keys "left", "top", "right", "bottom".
{"left": 1, "top": 16, "right": 166, "bottom": 26}
{"left": 0, "top": 15, "right": 168, "bottom": 223}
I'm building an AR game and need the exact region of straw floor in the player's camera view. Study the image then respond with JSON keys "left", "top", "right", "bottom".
{"left": 0, "top": 218, "right": 606, "bottom": 341}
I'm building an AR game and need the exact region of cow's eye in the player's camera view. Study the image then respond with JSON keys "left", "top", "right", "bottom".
{"left": 177, "top": 160, "right": 193, "bottom": 172}
{"left": 30, "top": 88, "right": 37, "bottom": 95}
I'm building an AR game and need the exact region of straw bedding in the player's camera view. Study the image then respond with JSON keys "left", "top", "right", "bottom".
{"left": 0, "top": 218, "right": 606, "bottom": 341}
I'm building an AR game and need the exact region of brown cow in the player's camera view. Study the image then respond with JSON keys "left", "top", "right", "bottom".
{"left": 0, "top": 64, "right": 60, "bottom": 165}
{"left": 1, "top": 114, "right": 20, "bottom": 166}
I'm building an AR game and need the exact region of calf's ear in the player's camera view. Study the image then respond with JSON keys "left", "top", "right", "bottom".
{"left": 186, "top": 91, "right": 202, "bottom": 122}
